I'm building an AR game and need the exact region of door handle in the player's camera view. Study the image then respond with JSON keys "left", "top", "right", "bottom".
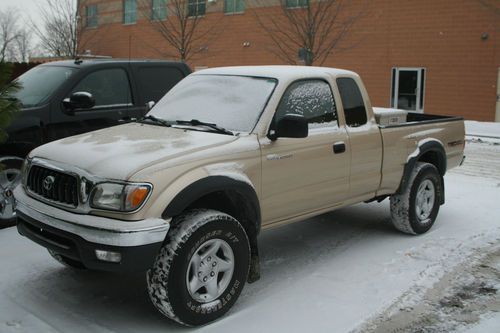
{"left": 333, "top": 142, "right": 346, "bottom": 154}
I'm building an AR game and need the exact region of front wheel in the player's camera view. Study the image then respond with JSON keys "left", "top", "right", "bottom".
{"left": 390, "top": 162, "right": 442, "bottom": 234}
{"left": 147, "top": 209, "right": 250, "bottom": 326}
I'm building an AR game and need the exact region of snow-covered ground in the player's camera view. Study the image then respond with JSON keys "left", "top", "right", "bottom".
{"left": 1, "top": 122, "right": 499, "bottom": 333}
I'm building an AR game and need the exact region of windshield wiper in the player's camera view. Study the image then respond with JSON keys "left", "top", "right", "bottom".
{"left": 174, "top": 119, "right": 234, "bottom": 136}
{"left": 139, "top": 115, "right": 171, "bottom": 127}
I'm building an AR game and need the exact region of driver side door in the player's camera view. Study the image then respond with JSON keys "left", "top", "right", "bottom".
{"left": 260, "top": 79, "right": 351, "bottom": 225}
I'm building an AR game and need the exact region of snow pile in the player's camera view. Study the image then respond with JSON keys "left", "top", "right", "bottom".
{"left": 465, "top": 121, "right": 500, "bottom": 143}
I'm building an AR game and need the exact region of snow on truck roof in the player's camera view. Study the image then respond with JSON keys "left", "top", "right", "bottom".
{"left": 194, "top": 66, "right": 358, "bottom": 80}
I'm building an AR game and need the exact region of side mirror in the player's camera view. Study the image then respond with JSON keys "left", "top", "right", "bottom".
{"left": 268, "top": 114, "right": 308, "bottom": 141}
{"left": 63, "top": 92, "right": 95, "bottom": 113}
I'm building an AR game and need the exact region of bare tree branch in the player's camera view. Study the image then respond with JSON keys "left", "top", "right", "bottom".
{"left": 0, "top": 8, "right": 21, "bottom": 62}
{"left": 29, "top": 0, "right": 82, "bottom": 58}
{"left": 0, "top": 8, "right": 34, "bottom": 62}
{"left": 140, "top": 0, "right": 222, "bottom": 62}
{"left": 253, "top": 0, "right": 368, "bottom": 66}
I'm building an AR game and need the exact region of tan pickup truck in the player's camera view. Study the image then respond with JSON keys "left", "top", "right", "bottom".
{"left": 15, "top": 66, "right": 465, "bottom": 326}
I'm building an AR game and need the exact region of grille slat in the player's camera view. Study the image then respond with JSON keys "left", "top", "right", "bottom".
{"left": 27, "top": 165, "right": 78, "bottom": 207}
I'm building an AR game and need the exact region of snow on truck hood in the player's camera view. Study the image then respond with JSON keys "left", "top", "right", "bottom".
{"left": 30, "top": 122, "right": 238, "bottom": 180}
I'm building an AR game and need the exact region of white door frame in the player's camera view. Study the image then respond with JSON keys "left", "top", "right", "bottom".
{"left": 496, "top": 67, "right": 500, "bottom": 122}
{"left": 392, "top": 67, "right": 426, "bottom": 113}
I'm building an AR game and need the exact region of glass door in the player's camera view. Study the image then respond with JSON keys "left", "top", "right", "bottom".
{"left": 391, "top": 67, "right": 426, "bottom": 113}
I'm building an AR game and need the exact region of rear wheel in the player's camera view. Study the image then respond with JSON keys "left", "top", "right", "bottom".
{"left": 390, "top": 162, "right": 442, "bottom": 234}
{"left": 147, "top": 209, "right": 250, "bottom": 326}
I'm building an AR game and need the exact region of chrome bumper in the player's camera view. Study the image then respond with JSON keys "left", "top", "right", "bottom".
{"left": 14, "top": 185, "right": 170, "bottom": 247}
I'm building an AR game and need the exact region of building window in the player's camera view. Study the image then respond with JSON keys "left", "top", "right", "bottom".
{"left": 151, "top": 0, "right": 167, "bottom": 20}
{"left": 123, "top": 0, "right": 137, "bottom": 24}
{"left": 188, "top": 0, "right": 206, "bottom": 17}
{"left": 86, "top": 5, "right": 98, "bottom": 28}
{"left": 391, "top": 67, "right": 426, "bottom": 112}
{"left": 224, "top": 0, "right": 245, "bottom": 14}
{"left": 286, "top": 0, "right": 308, "bottom": 8}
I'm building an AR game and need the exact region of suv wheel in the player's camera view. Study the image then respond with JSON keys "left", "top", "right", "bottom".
{"left": 147, "top": 209, "right": 250, "bottom": 326}
{"left": 0, "top": 157, "right": 23, "bottom": 227}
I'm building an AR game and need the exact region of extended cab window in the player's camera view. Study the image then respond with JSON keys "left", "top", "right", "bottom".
{"left": 71, "top": 68, "right": 132, "bottom": 107}
{"left": 276, "top": 80, "right": 338, "bottom": 129}
{"left": 337, "top": 78, "right": 367, "bottom": 127}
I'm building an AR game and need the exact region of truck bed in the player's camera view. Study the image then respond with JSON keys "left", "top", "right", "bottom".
{"left": 375, "top": 110, "right": 465, "bottom": 196}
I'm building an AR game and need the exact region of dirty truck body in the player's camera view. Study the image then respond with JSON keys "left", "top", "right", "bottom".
{"left": 15, "top": 66, "right": 465, "bottom": 326}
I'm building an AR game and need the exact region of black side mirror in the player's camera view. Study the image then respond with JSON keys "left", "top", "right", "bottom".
{"left": 268, "top": 114, "right": 308, "bottom": 141}
{"left": 63, "top": 92, "right": 95, "bottom": 113}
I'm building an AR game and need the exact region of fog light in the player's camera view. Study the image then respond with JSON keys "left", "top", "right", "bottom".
{"left": 95, "top": 249, "right": 122, "bottom": 263}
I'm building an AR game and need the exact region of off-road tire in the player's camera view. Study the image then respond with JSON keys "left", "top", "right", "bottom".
{"left": 147, "top": 209, "right": 250, "bottom": 327}
{"left": 48, "top": 249, "right": 87, "bottom": 269}
{"left": 390, "top": 162, "right": 442, "bottom": 235}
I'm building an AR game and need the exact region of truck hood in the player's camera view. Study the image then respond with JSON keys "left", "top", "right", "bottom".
{"left": 30, "top": 122, "right": 239, "bottom": 180}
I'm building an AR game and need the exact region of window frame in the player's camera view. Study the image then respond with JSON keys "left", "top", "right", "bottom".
{"left": 273, "top": 78, "right": 340, "bottom": 132}
{"left": 285, "top": 0, "right": 309, "bottom": 9}
{"left": 86, "top": 5, "right": 98, "bottom": 28}
{"left": 224, "top": 0, "right": 245, "bottom": 14}
{"left": 68, "top": 67, "right": 134, "bottom": 109}
{"left": 151, "top": 0, "right": 167, "bottom": 21}
{"left": 390, "top": 67, "right": 426, "bottom": 113}
{"left": 187, "top": 0, "right": 206, "bottom": 17}
{"left": 123, "top": 0, "right": 137, "bottom": 25}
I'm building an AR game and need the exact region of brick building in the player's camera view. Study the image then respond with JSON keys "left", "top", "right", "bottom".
{"left": 78, "top": 0, "right": 500, "bottom": 121}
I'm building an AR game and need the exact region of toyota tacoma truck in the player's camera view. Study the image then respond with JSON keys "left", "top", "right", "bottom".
{"left": 14, "top": 66, "right": 465, "bottom": 326}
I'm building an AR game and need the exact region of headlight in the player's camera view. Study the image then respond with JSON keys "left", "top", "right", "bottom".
{"left": 90, "top": 182, "right": 152, "bottom": 212}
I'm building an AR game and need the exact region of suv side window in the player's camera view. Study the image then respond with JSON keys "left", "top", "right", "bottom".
{"left": 137, "top": 67, "right": 184, "bottom": 103}
{"left": 276, "top": 80, "right": 338, "bottom": 129}
{"left": 336, "top": 77, "right": 367, "bottom": 127}
{"left": 71, "top": 68, "right": 132, "bottom": 107}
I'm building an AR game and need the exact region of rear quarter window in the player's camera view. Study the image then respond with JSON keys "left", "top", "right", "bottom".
{"left": 336, "top": 77, "right": 367, "bottom": 127}
{"left": 137, "top": 66, "right": 185, "bottom": 103}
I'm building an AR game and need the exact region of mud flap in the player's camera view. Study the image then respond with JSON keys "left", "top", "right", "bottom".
{"left": 247, "top": 253, "right": 261, "bottom": 283}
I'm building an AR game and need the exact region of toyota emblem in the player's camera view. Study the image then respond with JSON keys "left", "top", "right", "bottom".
{"left": 43, "top": 176, "right": 55, "bottom": 191}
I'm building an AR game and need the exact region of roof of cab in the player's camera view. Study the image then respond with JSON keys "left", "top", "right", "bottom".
{"left": 194, "top": 65, "right": 357, "bottom": 80}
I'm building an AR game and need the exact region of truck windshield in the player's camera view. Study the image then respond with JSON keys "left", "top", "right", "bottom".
{"left": 149, "top": 74, "right": 277, "bottom": 133}
{"left": 13, "top": 66, "right": 77, "bottom": 108}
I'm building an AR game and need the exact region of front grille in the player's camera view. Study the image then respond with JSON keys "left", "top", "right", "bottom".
{"left": 27, "top": 165, "right": 79, "bottom": 207}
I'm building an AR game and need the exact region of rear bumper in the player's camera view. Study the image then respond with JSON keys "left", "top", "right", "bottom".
{"left": 14, "top": 186, "right": 170, "bottom": 272}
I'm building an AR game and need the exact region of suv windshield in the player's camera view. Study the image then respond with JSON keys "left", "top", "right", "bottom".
{"left": 14, "top": 66, "right": 77, "bottom": 107}
{"left": 149, "top": 74, "right": 277, "bottom": 133}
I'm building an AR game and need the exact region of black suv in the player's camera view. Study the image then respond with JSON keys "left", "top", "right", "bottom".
{"left": 0, "top": 59, "right": 190, "bottom": 224}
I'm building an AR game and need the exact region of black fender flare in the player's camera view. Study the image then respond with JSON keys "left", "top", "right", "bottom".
{"left": 397, "top": 140, "right": 446, "bottom": 204}
{"left": 162, "top": 175, "right": 261, "bottom": 233}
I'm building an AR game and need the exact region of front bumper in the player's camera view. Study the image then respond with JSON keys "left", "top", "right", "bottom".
{"left": 14, "top": 186, "right": 170, "bottom": 272}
